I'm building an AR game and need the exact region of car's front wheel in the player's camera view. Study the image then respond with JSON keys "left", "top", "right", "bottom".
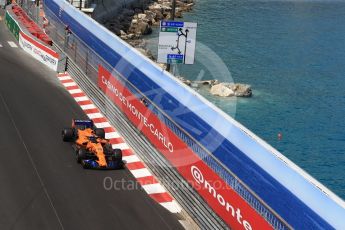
{"left": 76, "top": 148, "right": 87, "bottom": 163}
{"left": 62, "top": 128, "right": 76, "bottom": 142}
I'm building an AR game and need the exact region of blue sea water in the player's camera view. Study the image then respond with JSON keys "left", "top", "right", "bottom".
{"left": 147, "top": 0, "right": 345, "bottom": 200}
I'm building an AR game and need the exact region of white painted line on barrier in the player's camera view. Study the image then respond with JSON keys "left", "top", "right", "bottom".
{"left": 94, "top": 122, "right": 111, "bottom": 128}
{"left": 160, "top": 201, "right": 182, "bottom": 213}
{"left": 105, "top": 132, "right": 120, "bottom": 139}
{"left": 130, "top": 168, "right": 152, "bottom": 178}
{"left": 80, "top": 104, "right": 97, "bottom": 110}
{"left": 112, "top": 143, "right": 129, "bottom": 150}
{"left": 8, "top": 41, "right": 17, "bottom": 48}
{"left": 122, "top": 155, "right": 140, "bottom": 164}
{"left": 142, "top": 183, "right": 166, "bottom": 194}
{"left": 63, "top": 82, "right": 77, "bottom": 87}
{"left": 68, "top": 89, "right": 83, "bottom": 94}
{"left": 58, "top": 76, "right": 72, "bottom": 81}
{"left": 74, "top": 96, "right": 89, "bottom": 102}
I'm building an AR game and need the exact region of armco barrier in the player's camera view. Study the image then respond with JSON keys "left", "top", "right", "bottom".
{"left": 5, "top": 6, "right": 59, "bottom": 71}
{"left": 43, "top": 0, "right": 345, "bottom": 229}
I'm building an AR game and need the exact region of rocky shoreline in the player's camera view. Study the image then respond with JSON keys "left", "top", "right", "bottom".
{"left": 102, "top": 0, "right": 252, "bottom": 98}
{"left": 178, "top": 78, "right": 252, "bottom": 97}
{"left": 118, "top": 0, "right": 195, "bottom": 61}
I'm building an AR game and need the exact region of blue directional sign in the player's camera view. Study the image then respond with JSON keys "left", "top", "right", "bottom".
{"left": 161, "top": 21, "right": 184, "bottom": 28}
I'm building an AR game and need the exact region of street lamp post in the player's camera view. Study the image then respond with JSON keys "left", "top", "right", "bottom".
{"left": 35, "top": 0, "right": 39, "bottom": 23}
{"left": 166, "top": 0, "right": 176, "bottom": 73}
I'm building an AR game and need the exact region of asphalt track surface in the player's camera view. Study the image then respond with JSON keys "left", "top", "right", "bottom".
{"left": 0, "top": 16, "right": 183, "bottom": 230}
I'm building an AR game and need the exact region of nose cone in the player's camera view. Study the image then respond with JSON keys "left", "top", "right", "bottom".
{"left": 95, "top": 143, "right": 107, "bottom": 167}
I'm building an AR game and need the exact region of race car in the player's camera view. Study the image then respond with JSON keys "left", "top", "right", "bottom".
{"left": 62, "top": 119, "right": 124, "bottom": 169}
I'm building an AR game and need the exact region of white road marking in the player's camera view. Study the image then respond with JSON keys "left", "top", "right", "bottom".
{"left": 68, "top": 89, "right": 83, "bottom": 94}
{"left": 58, "top": 76, "right": 72, "bottom": 81}
{"left": 74, "top": 96, "right": 89, "bottom": 102}
{"left": 86, "top": 113, "right": 103, "bottom": 119}
{"left": 80, "top": 104, "right": 97, "bottom": 110}
{"left": 0, "top": 44, "right": 2, "bottom": 47}
{"left": 160, "top": 201, "right": 182, "bottom": 213}
{"left": 142, "top": 183, "right": 166, "bottom": 194}
{"left": 62, "top": 82, "right": 77, "bottom": 87}
{"left": 8, "top": 41, "right": 18, "bottom": 48}
{"left": 94, "top": 122, "right": 111, "bottom": 128}
{"left": 105, "top": 132, "right": 120, "bottom": 139}
{"left": 122, "top": 155, "right": 140, "bottom": 164}
{"left": 130, "top": 168, "right": 152, "bottom": 178}
{"left": 112, "top": 143, "right": 129, "bottom": 150}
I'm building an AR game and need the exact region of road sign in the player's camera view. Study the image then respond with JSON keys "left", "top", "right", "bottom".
{"left": 157, "top": 21, "right": 197, "bottom": 65}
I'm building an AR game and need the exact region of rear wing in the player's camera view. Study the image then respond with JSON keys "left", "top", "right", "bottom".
{"left": 72, "top": 119, "right": 94, "bottom": 129}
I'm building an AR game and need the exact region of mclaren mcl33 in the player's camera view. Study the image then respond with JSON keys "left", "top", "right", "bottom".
{"left": 62, "top": 119, "right": 124, "bottom": 169}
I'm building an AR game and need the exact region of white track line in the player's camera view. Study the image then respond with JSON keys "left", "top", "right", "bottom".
{"left": 8, "top": 41, "right": 17, "bottom": 48}
{"left": 58, "top": 76, "right": 72, "bottom": 81}
{"left": 63, "top": 82, "right": 77, "bottom": 87}
{"left": 160, "top": 201, "right": 182, "bottom": 213}
{"left": 130, "top": 168, "right": 152, "bottom": 178}
{"left": 86, "top": 113, "right": 103, "bottom": 119}
{"left": 74, "top": 96, "right": 89, "bottom": 102}
{"left": 80, "top": 104, "right": 97, "bottom": 110}
{"left": 94, "top": 122, "right": 111, "bottom": 128}
{"left": 142, "top": 183, "right": 166, "bottom": 194}
{"left": 68, "top": 89, "right": 83, "bottom": 94}
{"left": 105, "top": 132, "right": 120, "bottom": 139}
{"left": 112, "top": 143, "right": 129, "bottom": 150}
{"left": 122, "top": 155, "right": 140, "bottom": 164}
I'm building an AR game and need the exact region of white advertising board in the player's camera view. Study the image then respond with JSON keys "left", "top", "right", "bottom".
{"left": 19, "top": 31, "right": 59, "bottom": 71}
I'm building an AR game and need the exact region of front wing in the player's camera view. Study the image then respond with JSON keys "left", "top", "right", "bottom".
{"left": 81, "top": 159, "right": 124, "bottom": 169}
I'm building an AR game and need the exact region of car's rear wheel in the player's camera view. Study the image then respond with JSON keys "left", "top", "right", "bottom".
{"left": 113, "top": 149, "right": 122, "bottom": 161}
{"left": 62, "top": 128, "right": 76, "bottom": 142}
{"left": 95, "top": 128, "right": 105, "bottom": 138}
{"left": 76, "top": 148, "right": 87, "bottom": 163}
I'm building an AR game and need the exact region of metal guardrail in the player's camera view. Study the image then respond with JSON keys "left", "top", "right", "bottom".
{"left": 40, "top": 4, "right": 291, "bottom": 229}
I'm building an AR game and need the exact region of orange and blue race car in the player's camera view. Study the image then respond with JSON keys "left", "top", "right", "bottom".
{"left": 62, "top": 119, "right": 124, "bottom": 169}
